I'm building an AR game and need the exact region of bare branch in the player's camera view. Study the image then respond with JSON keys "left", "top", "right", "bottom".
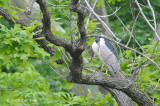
{"left": 36, "top": 0, "right": 72, "bottom": 51}
{"left": 135, "top": 0, "right": 160, "bottom": 41}
{"left": 70, "top": 0, "right": 87, "bottom": 52}
{"left": 147, "top": 0, "right": 157, "bottom": 30}
{"left": 84, "top": 0, "right": 119, "bottom": 40}
{"left": 98, "top": 7, "right": 121, "bottom": 18}
{"left": 85, "top": 0, "right": 98, "bottom": 29}
{"left": 106, "top": 2, "right": 143, "bottom": 51}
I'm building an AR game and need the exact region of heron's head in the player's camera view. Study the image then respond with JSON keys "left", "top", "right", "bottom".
{"left": 94, "top": 34, "right": 103, "bottom": 43}
{"left": 95, "top": 37, "right": 100, "bottom": 43}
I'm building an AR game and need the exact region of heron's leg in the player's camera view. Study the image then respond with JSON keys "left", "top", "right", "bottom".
{"left": 105, "top": 69, "right": 110, "bottom": 76}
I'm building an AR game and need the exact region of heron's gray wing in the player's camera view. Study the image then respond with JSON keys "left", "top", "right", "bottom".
{"left": 99, "top": 44, "right": 120, "bottom": 74}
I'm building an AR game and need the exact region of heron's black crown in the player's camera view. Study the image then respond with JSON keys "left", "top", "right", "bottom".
{"left": 95, "top": 37, "right": 100, "bottom": 43}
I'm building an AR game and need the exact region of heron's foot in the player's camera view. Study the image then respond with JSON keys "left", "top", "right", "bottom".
{"left": 105, "top": 70, "right": 110, "bottom": 77}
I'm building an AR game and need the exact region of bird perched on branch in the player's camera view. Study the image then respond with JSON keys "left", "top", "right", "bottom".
{"left": 92, "top": 34, "right": 120, "bottom": 76}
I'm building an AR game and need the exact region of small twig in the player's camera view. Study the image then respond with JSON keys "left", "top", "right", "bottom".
{"left": 98, "top": 7, "right": 121, "bottom": 18}
{"left": 147, "top": 0, "right": 157, "bottom": 30}
{"left": 57, "top": 47, "right": 70, "bottom": 72}
{"left": 118, "top": 27, "right": 127, "bottom": 43}
{"left": 86, "top": 29, "right": 102, "bottom": 34}
{"left": 51, "top": 66, "right": 65, "bottom": 78}
{"left": 85, "top": 0, "right": 97, "bottom": 29}
{"left": 65, "top": 51, "right": 72, "bottom": 60}
{"left": 139, "top": 3, "right": 149, "bottom": 8}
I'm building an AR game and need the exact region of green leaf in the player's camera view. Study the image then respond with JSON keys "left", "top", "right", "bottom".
{"left": 63, "top": 79, "right": 74, "bottom": 89}
{"left": 20, "top": 54, "right": 29, "bottom": 60}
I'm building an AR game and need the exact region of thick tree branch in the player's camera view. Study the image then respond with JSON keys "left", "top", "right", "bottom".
{"left": 35, "top": 0, "right": 72, "bottom": 52}
{"left": 65, "top": 0, "right": 87, "bottom": 83}
{"left": 67, "top": 72, "right": 154, "bottom": 106}
{"left": 33, "top": 32, "right": 56, "bottom": 55}
{"left": 70, "top": 0, "right": 87, "bottom": 50}
{"left": 103, "top": 87, "right": 135, "bottom": 106}
{"left": 0, "top": 7, "right": 14, "bottom": 24}
{"left": 71, "top": 0, "right": 79, "bottom": 5}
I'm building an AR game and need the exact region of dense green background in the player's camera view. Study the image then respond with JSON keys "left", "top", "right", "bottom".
{"left": 0, "top": 0, "right": 160, "bottom": 105}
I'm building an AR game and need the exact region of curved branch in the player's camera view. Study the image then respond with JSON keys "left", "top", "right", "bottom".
{"left": 70, "top": 0, "right": 87, "bottom": 52}
{"left": 36, "top": 0, "right": 72, "bottom": 51}
{"left": 67, "top": 72, "right": 154, "bottom": 106}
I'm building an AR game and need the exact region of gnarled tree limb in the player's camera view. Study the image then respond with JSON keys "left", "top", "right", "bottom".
{"left": 35, "top": 0, "right": 155, "bottom": 106}
{"left": 0, "top": 0, "right": 155, "bottom": 106}
{"left": 36, "top": 0, "right": 72, "bottom": 52}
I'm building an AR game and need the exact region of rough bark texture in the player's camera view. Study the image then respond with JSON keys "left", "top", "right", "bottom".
{"left": 0, "top": 0, "right": 155, "bottom": 106}
{"left": 104, "top": 87, "right": 135, "bottom": 106}
{"left": 69, "top": 72, "right": 154, "bottom": 106}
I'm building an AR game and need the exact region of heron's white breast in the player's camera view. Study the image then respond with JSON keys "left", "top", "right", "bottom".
{"left": 92, "top": 42, "right": 101, "bottom": 59}
{"left": 92, "top": 42, "right": 99, "bottom": 55}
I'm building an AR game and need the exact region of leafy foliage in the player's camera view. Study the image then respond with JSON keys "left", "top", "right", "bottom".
{"left": 0, "top": 23, "right": 49, "bottom": 70}
{"left": 120, "top": 41, "right": 160, "bottom": 104}
{"left": 0, "top": 0, "right": 160, "bottom": 105}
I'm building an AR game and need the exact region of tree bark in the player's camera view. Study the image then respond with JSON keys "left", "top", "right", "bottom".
{"left": 104, "top": 87, "right": 135, "bottom": 106}
{"left": 0, "top": 0, "right": 155, "bottom": 106}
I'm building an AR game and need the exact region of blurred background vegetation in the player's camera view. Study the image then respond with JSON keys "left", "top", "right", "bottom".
{"left": 0, "top": 0, "right": 160, "bottom": 105}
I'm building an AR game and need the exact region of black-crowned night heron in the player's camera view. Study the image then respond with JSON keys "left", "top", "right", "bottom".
{"left": 92, "top": 34, "right": 120, "bottom": 76}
